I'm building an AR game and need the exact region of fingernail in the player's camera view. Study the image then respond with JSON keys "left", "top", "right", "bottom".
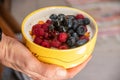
{"left": 56, "top": 68, "right": 67, "bottom": 78}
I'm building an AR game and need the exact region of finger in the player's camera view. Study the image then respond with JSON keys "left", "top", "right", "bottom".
{"left": 37, "top": 63, "right": 67, "bottom": 79}
{"left": 22, "top": 54, "right": 67, "bottom": 79}
{"left": 66, "top": 55, "right": 92, "bottom": 79}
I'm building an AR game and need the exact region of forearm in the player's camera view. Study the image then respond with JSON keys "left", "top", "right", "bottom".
{"left": 0, "top": 33, "right": 8, "bottom": 62}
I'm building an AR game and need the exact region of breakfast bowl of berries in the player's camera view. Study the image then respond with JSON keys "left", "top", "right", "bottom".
{"left": 21, "top": 6, "right": 98, "bottom": 68}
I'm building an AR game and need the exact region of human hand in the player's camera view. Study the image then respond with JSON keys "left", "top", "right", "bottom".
{"left": 0, "top": 34, "right": 91, "bottom": 80}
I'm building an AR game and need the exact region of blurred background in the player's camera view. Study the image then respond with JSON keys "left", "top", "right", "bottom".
{"left": 0, "top": 0, "right": 120, "bottom": 80}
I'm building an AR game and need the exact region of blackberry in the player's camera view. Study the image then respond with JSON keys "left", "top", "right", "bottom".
{"left": 58, "top": 14, "right": 65, "bottom": 22}
{"left": 67, "top": 37, "right": 76, "bottom": 47}
{"left": 71, "top": 32, "right": 79, "bottom": 41}
{"left": 76, "top": 39, "right": 88, "bottom": 46}
{"left": 67, "top": 19, "right": 73, "bottom": 29}
{"left": 73, "top": 20, "right": 78, "bottom": 30}
{"left": 83, "top": 18, "right": 90, "bottom": 25}
{"left": 49, "top": 25, "right": 55, "bottom": 31}
{"left": 59, "top": 26, "right": 66, "bottom": 32}
{"left": 67, "top": 29, "right": 74, "bottom": 35}
{"left": 53, "top": 21, "right": 59, "bottom": 30}
{"left": 50, "top": 14, "right": 58, "bottom": 20}
{"left": 76, "top": 26, "right": 86, "bottom": 36}
{"left": 67, "top": 15, "right": 75, "bottom": 20}
{"left": 77, "top": 19, "right": 84, "bottom": 25}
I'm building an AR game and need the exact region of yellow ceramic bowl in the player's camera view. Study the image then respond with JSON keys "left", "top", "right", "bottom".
{"left": 21, "top": 6, "right": 98, "bottom": 69}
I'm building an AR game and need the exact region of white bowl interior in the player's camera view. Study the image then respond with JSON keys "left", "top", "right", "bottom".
{"left": 23, "top": 7, "right": 95, "bottom": 42}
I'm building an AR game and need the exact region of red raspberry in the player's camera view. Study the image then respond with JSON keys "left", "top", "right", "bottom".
{"left": 44, "top": 32, "right": 49, "bottom": 39}
{"left": 46, "top": 20, "right": 52, "bottom": 24}
{"left": 41, "top": 40, "right": 51, "bottom": 48}
{"left": 39, "top": 28, "right": 45, "bottom": 36}
{"left": 32, "top": 24, "right": 45, "bottom": 36}
{"left": 51, "top": 39, "right": 61, "bottom": 48}
{"left": 76, "top": 14, "right": 84, "bottom": 19}
{"left": 59, "top": 44, "right": 68, "bottom": 49}
{"left": 33, "top": 37, "right": 43, "bottom": 45}
{"left": 32, "top": 24, "right": 42, "bottom": 30}
{"left": 41, "top": 23, "right": 49, "bottom": 31}
{"left": 32, "top": 24, "right": 42, "bottom": 36}
{"left": 58, "top": 32, "right": 68, "bottom": 42}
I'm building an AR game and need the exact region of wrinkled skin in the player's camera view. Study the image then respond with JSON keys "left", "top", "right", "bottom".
{"left": 0, "top": 34, "right": 91, "bottom": 80}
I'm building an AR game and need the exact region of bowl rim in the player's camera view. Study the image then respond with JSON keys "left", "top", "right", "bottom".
{"left": 22, "top": 6, "right": 98, "bottom": 51}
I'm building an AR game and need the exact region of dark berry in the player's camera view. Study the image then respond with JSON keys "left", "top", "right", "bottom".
{"left": 67, "top": 19, "right": 73, "bottom": 29}
{"left": 67, "top": 37, "right": 76, "bottom": 47}
{"left": 50, "top": 14, "right": 58, "bottom": 20}
{"left": 73, "top": 20, "right": 78, "bottom": 30}
{"left": 61, "top": 18, "right": 67, "bottom": 27}
{"left": 71, "top": 32, "right": 79, "bottom": 41}
{"left": 58, "top": 32, "right": 68, "bottom": 42}
{"left": 59, "top": 26, "right": 66, "bottom": 32}
{"left": 76, "top": 26, "right": 86, "bottom": 36}
{"left": 77, "top": 19, "right": 84, "bottom": 25}
{"left": 83, "top": 18, "right": 90, "bottom": 25}
{"left": 67, "top": 29, "right": 74, "bottom": 34}
{"left": 53, "top": 21, "right": 59, "bottom": 29}
{"left": 49, "top": 25, "right": 55, "bottom": 31}
{"left": 76, "top": 39, "right": 88, "bottom": 46}
{"left": 48, "top": 31, "right": 55, "bottom": 39}
{"left": 67, "top": 15, "right": 75, "bottom": 20}
{"left": 58, "top": 14, "right": 65, "bottom": 22}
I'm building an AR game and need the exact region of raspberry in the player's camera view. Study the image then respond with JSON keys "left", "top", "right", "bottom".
{"left": 75, "top": 14, "right": 84, "bottom": 19}
{"left": 44, "top": 32, "right": 49, "bottom": 39}
{"left": 32, "top": 24, "right": 45, "bottom": 36}
{"left": 41, "top": 23, "right": 49, "bottom": 31}
{"left": 59, "top": 44, "right": 68, "bottom": 49}
{"left": 51, "top": 39, "right": 61, "bottom": 48}
{"left": 58, "top": 32, "right": 68, "bottom": 42}
{"left": 32, "top": 24, "right": 42, "bottom": 30}
{"left": 39, "top": 28, "right": 45, "bottom": 36}
{"left": 46, "top": 20, "right": 52, "bottom": 24}
{"left": 33, "top": 37, "right": 43, "bottom": 45}
{"left": 41, "top": 40, "right": 51, "bottom": 48}
{"left": 32, "top": 24, "right": 42, "bottom": 36}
